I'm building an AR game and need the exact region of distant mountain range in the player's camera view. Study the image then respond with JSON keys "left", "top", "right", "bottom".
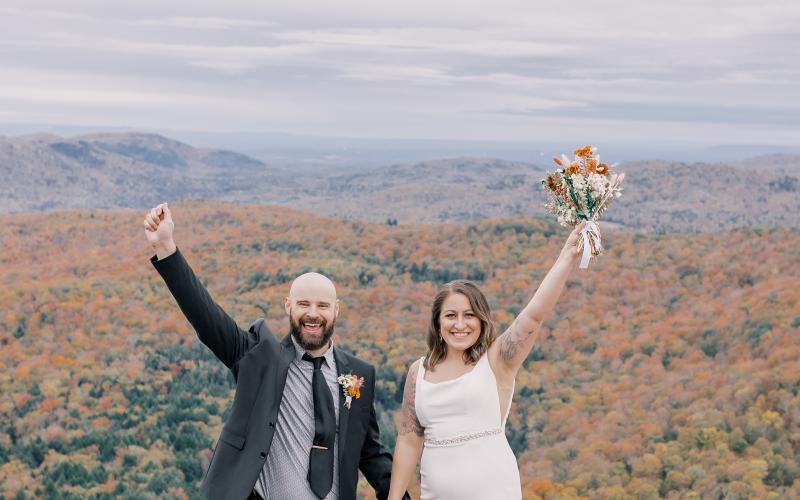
{"left": 3, "top": 123, "right": 799, "bottom": 165}
{"left": 2, "top": 132, "right": 798, "bottom": 233}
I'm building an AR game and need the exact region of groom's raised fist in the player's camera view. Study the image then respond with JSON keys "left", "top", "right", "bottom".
{"left": 143, "top": 203, "right": 176, "bottom": 259}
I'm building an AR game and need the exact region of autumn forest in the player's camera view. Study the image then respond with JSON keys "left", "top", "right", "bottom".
{"left": 1, "top": 201, "right": 799, "bottom": 499}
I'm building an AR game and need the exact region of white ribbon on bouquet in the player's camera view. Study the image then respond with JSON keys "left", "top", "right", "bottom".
{"left": 579, "top": 220, "right": 601, "bottom": 269}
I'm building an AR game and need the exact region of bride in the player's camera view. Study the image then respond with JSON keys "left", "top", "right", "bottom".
{"left": 388, "top": 222, "right": 592, "bottom": 499}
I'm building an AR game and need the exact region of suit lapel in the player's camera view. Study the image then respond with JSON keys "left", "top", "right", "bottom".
{"left": 275, "top": 334, "right": 296, "bottom": 401}
{"left": 333, "top": 346, "right": 351, "bottom": 465}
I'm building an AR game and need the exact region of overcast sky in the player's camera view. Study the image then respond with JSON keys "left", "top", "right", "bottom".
{"left": 1, "top": 0, "right": 798, "bottom": 145}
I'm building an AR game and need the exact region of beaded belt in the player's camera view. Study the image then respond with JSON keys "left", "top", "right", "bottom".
{"left": 424, "top": 428, "right": 503, "bottom": 448}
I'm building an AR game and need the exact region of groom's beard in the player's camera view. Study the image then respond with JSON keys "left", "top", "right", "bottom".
{"left": 290, "top": 314, "right": 335, "bottom": 351}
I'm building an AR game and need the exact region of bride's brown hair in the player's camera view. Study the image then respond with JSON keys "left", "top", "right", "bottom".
{"left": 424, "top": 280, "right": 496, "bottom": 371}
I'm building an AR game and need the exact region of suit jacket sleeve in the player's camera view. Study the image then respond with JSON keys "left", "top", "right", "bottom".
{"left": 150, "top": 248, "right": 256, "bottom": 369}
{"left": 358, "top": 367, "right": 406, "bottom": 500}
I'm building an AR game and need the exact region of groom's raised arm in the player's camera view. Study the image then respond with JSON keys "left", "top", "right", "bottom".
{"left": 144, "top": 203, "right": 257, "bottom": 369}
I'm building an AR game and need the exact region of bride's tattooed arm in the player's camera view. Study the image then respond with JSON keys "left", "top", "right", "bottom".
{"left": 399, "top": 360, "right": 424, "bottom": 437}
{"left": 490, "top": 222, "right": 589, "bottom": 376}
{"left": 388, "top": 360, "right": 425, "bottom": 500}
{"left": 498, "top": 319, "right": 536, "bottom": 362}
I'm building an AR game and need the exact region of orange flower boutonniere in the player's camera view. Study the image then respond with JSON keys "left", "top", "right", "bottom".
{"left": 337, "top": 373, "right": 365, "bottom": 409}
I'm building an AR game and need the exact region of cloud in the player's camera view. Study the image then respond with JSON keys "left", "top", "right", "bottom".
{"left": 186, "top": 60, "right": 261, "bottom": 75}
{"left": 275, "top": 27, "right": 577, "bottom": 58}
{"left": 133, "top": 16, "right": 278, "bottom": 30}
{"left": 494, "top": 101, "right": 800, "bottom": 127}
{"left": 0, "top": 83, "right": 209, "bottom": 106}
{"left": 0, "top": 0, "right": 797, "bottom": 143}
{"left": 0, "top": 6, "right": 100, "bottom": 23}
{"left": 338, "top": 64, "right": 455, "bottom": 85}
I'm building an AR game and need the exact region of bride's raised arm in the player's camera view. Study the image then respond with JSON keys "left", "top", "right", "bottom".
{"left": 489, "top": 221, "right": 589, "bottom": 379}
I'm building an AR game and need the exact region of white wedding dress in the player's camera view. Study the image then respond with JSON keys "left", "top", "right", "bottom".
{"left": 415, "top": 353, "right": 522, "bottom": 499}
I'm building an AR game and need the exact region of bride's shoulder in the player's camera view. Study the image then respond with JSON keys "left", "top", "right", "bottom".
{"left": 406, "top": 356, "right": 425, "bottom": 380}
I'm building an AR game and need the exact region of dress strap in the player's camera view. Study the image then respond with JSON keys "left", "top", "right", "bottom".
{"left": 416, "top": 356, "right": 426, "bottom": 381}
{"left": 501, "top": 380, "right": 515, "bottom": 425}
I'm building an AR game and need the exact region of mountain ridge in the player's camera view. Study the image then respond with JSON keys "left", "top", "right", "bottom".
{"left": 3, "top": 132, "right": 799, "bottom": 233}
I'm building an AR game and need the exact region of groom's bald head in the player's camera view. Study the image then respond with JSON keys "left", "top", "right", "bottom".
{"left": 288, "top": 272, "right": 337, "bottom": 302}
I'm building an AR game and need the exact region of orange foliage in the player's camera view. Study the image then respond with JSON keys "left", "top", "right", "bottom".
{"left": 38, "top": 398, "right": 61, "bottom": 413}
{"left": 91, "top": 416, "right": 112, "bottom": 431}
{"left": 1, "top": 201, "right": 798, "bottom": 498}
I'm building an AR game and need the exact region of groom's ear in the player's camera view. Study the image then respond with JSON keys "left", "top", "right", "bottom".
{"left": 284, "top": 296, "right": 291, "bottom": 316}
{"left": 334, "top": 299, "right": 340, "bottom": 318}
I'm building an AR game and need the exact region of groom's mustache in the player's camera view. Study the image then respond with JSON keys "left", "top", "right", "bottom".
{"left": 301, "top": 315, "right": 326, "bottom": 327}
{"left": 296, "top": 314, "right": 328, "bottom": 329}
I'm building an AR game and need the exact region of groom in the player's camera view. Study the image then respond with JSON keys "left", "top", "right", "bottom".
{"left": 144, "top": 203, "right": 401, "bottom": 500}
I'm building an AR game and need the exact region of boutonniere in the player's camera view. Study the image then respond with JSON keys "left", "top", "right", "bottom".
{"left": 337, "top": 373, "right": 365, "bottom": 409}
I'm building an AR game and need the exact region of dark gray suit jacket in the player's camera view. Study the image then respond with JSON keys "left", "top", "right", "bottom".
{"left": 151, "top": 249, "right": 396, "bottom": 500}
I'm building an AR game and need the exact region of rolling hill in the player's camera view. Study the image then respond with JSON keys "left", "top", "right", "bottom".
{"left": 2, "top": 133, "right": 798, "bottom": 234}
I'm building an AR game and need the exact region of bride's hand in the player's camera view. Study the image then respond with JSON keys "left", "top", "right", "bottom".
{"left": 559, "top": 221, "right": 596, "bottom": 262}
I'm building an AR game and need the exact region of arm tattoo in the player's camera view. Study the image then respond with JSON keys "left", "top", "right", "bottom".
{"left": 499, "top": 320, "right": 535, "bottom": 362}
{"left": 399, "top": 362, "right": 425, "bottom": 437}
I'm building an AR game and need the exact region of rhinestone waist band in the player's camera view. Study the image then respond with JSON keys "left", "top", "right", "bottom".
{"left": 424, "top": 428, "right": 503, "bottom": 448}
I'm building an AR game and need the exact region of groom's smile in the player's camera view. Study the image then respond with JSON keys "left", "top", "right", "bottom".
{"left": 299, "top": 315, "right": 327, "bottom": 338}
{"left": 302, "top": 319, "right": 322, "bottom": 335}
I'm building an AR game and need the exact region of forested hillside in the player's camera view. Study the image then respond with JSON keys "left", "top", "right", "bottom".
{"left": 3, "top": 133, "right": 799, "bottom": 234}
{"left": 1, "top": 201, "right": 798, "bottom": 499}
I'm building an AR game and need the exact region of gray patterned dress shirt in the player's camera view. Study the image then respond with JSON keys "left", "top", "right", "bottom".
{"left": 253, "top": 336, "right": 340, "bottom": 500}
